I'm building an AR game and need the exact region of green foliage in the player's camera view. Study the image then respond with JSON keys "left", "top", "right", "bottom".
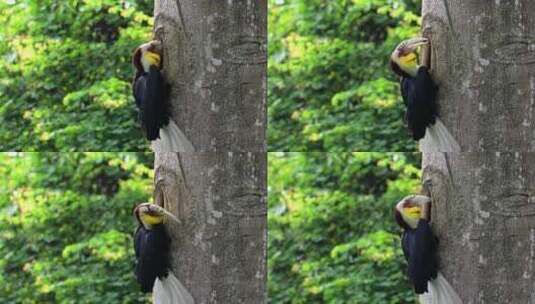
{"left": 0, "top": 1, "right": 153, "bottom": 151}
{"left": 268, "top": 0, "right": 422, "bottom": 151}
{"left": 268, "top": 153, "right": 421, "bottom": 303}
{"left": 0, "top": 153, "right": 153, "bottom": 303}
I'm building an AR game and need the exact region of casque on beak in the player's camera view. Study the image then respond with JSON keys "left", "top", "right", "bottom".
{"left": 390, "top": 37, "right": 430, "bottom": 78}
{"left": 396, "top": 37, "right": 429, "bottom": 55}
{"left": 392, "top": 37, "right": 429, "bottom": 58}
{"left": 133, "top": 202, "right": 162, "bottom": 216}
{"left": 148, "top": 40, "right": 163, "bottom": 56}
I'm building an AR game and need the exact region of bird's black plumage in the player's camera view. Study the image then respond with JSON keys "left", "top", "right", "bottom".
{"left": 133, "top": 66, "right": 170, "bottom": 141}
{"left": 134, "top": 223, "right": 171, "bottom": 293}
{"left": 401, "top": 219, "right": 438, "bottom": 294}
{"left": 400, "top": 66, "right": 438, "bottom": 140}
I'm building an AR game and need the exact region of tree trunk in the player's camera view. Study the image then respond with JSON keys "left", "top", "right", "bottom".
{"left": 151, "top": 2, "right": 267, "bottom": 302}
{"left": 422, "top": 0, "right": 535, "bottom": 151}
{"left": 154, "top": 0, "right": 267, "bottom": 152}
{"left": 422, "top": 1, "right": 535, "bottom": 302}
{"left": 422, "top": 152, "right": 535, "bottom": 302}
{"left": 154, "top": 152, "right": 267, "bottom": 303}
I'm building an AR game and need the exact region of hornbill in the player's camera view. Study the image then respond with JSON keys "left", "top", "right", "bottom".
{"left": 132, "top": 40, "right": 170, "bottom": 141}
{"left": 390, "top": 37, "right": 438, "bottom": 141}
{"left": 394, "top": 195, "right": 437, "bottom": 293}
{"left": 394, "top": 195, "right": 462, "bottom": 303}
{"left": 133, "top": 202, "right": 194, "bottom": 304}
{"left": 132, "top": 41, "right": 194, "bottom": 152}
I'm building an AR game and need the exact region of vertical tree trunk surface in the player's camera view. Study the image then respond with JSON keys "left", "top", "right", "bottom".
{"left": 152, "top": 1, "right": 267, "bottom": 302}
{"left": 422, "top": 1, "right": 535, "bottom": 302}
{"left": 154, "top": 152, "right": 267, "bottom": 303}
{"left": 154, "top": 0, "right": 267, "bottom": 152}
{"left": 423, "top": 0, "right": 535, "bottom": 151}
{"left": 423, "top": 152, "right": 535, "bottom": 303}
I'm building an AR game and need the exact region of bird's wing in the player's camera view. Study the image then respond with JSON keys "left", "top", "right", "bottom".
{"left": 134, "top": 226, "right": 143, "bottom": 258}
{"left": 404, "top": 67, "right": 438, "bottom": 140}
{"left": 415, "top": 67, "right": 438, "bottom": 119}
{"left": 134, "top": 75, "right": 147, "bottom": 109}
{"left": 134, "top": 227, "right": 158, "bottom": 292}
{"left": 143, "top": 66, "right": 170, "bottom": 141}
{"left": 401, "top": 232, "right": 410, "bottom": 261}
{"left": 150, "top": 224, "right": 171, "bottom": 255}
{"left": 134, "top": 225, "right": 172, "bottom": 293}
{"left": 409, "top": 219, "right": 438, "bottom": 294}
{"left": 402, "top": 77, "right": 427, "bottom": 140}
{"left": 400, "top": 78, "right": 413, "bottom": 108}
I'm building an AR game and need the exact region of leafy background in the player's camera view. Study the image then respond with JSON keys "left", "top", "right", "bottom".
{"left": 268, "top": 0, "right": 421, "bottom": 151}
{"left": 0, "top": 152, "right": 421, "bottom": 303}
{"left": 268, "top": 153, "right": 421, "bottom": 303}
{"left": 0, "top": 0, "right": 154, "bottom": 151}
{"left": 0, "top": 153, "right": 154, "bottom": 303}
{"left": 1, "top": 0, "right": 421, "bottom": 152}
{"left": 1, "top": 0, "right": 426, "bottom": 303}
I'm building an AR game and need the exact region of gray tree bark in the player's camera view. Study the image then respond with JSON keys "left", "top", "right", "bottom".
{"left": 422, "top": 152, "right": 535, "bottom": 303}
{"left": 151, "top": 1, "right": 267, "bottom": 302}
{"left": 153, "top": 0, "right": 267, "bottom": 152}
{"left": 154, "top": 152, "right": 267, "bottom": 303}
{"left": 422, "top": 1, "right": 535, "bottom": 302}
{"left": 422, "top": 0, "right": 535, "bottom": 151}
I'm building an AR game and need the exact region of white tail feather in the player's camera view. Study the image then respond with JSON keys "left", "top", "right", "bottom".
{"left": 419, "top": 272, "right": 463, "bottom": 304}
{"left": 419, "top": 118, "right": 460, "bottom": 152}
{"left": 151, "top": 119, "right": 195, "bottom": 152}
{"left": 153, "top": 272, "right": 195, "bottom": 304}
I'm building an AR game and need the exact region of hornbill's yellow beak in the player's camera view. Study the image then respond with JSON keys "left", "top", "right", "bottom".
{"left": 390, "top": 37, "right": 429, "bottom": 77}
{"left": 134, "top": 203, "right": 165, "bottom": 227}
{"left": 394, "top": 195, "right": 432, "bottom": 229}
{"left": 133, "top": 202, "right": 181, "bottom": 227}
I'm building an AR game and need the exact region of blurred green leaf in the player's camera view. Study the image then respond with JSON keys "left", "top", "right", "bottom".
{"left": 268, "top": 153, "right": 420, "bottom": 303}
{"left": 0, "top": 0, "right": 152, "bottom": 151}
{"left": 0, "top": 152, "right": 153, "bottom": 303}
{"left": 268, "top": 0, "right": 421, "bottom": 151}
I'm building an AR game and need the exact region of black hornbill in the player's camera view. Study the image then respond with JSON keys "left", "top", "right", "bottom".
{"left": 390, "top": 37, "right": 438, "bottom": 141}
{"left": 394, "top": 195, "right": 438, "bottom": 294}
{"left": 133, "top": 202, "right": 171, "bottom": 293}
{"left": 132, "top": 40, "right": 170, "bottom": 141}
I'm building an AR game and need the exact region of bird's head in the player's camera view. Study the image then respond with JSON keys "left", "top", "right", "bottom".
{"left": 390, "top": 37, "right": 428, "bottom": 78}
{"left": 133, "top": 202, "right": 165, "bottom": 229}
{"left": 133, "top": 40, "right": 163, "bottom": 74}
{"left": 394, "top": 195, "right": 431, "bottom": 230}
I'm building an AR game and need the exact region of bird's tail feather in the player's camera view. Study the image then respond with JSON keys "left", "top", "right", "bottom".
{"left": 419, "top": 272, "right": 462, "bottom": 304}
{"left": 151, "top": 119, "right": 195, "bottom": 152}
{"left": 153, "top": 271, "right": 195, "bottom": 304}
{"left": 419, "top": 118, "right": 460, "bottom": 152}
